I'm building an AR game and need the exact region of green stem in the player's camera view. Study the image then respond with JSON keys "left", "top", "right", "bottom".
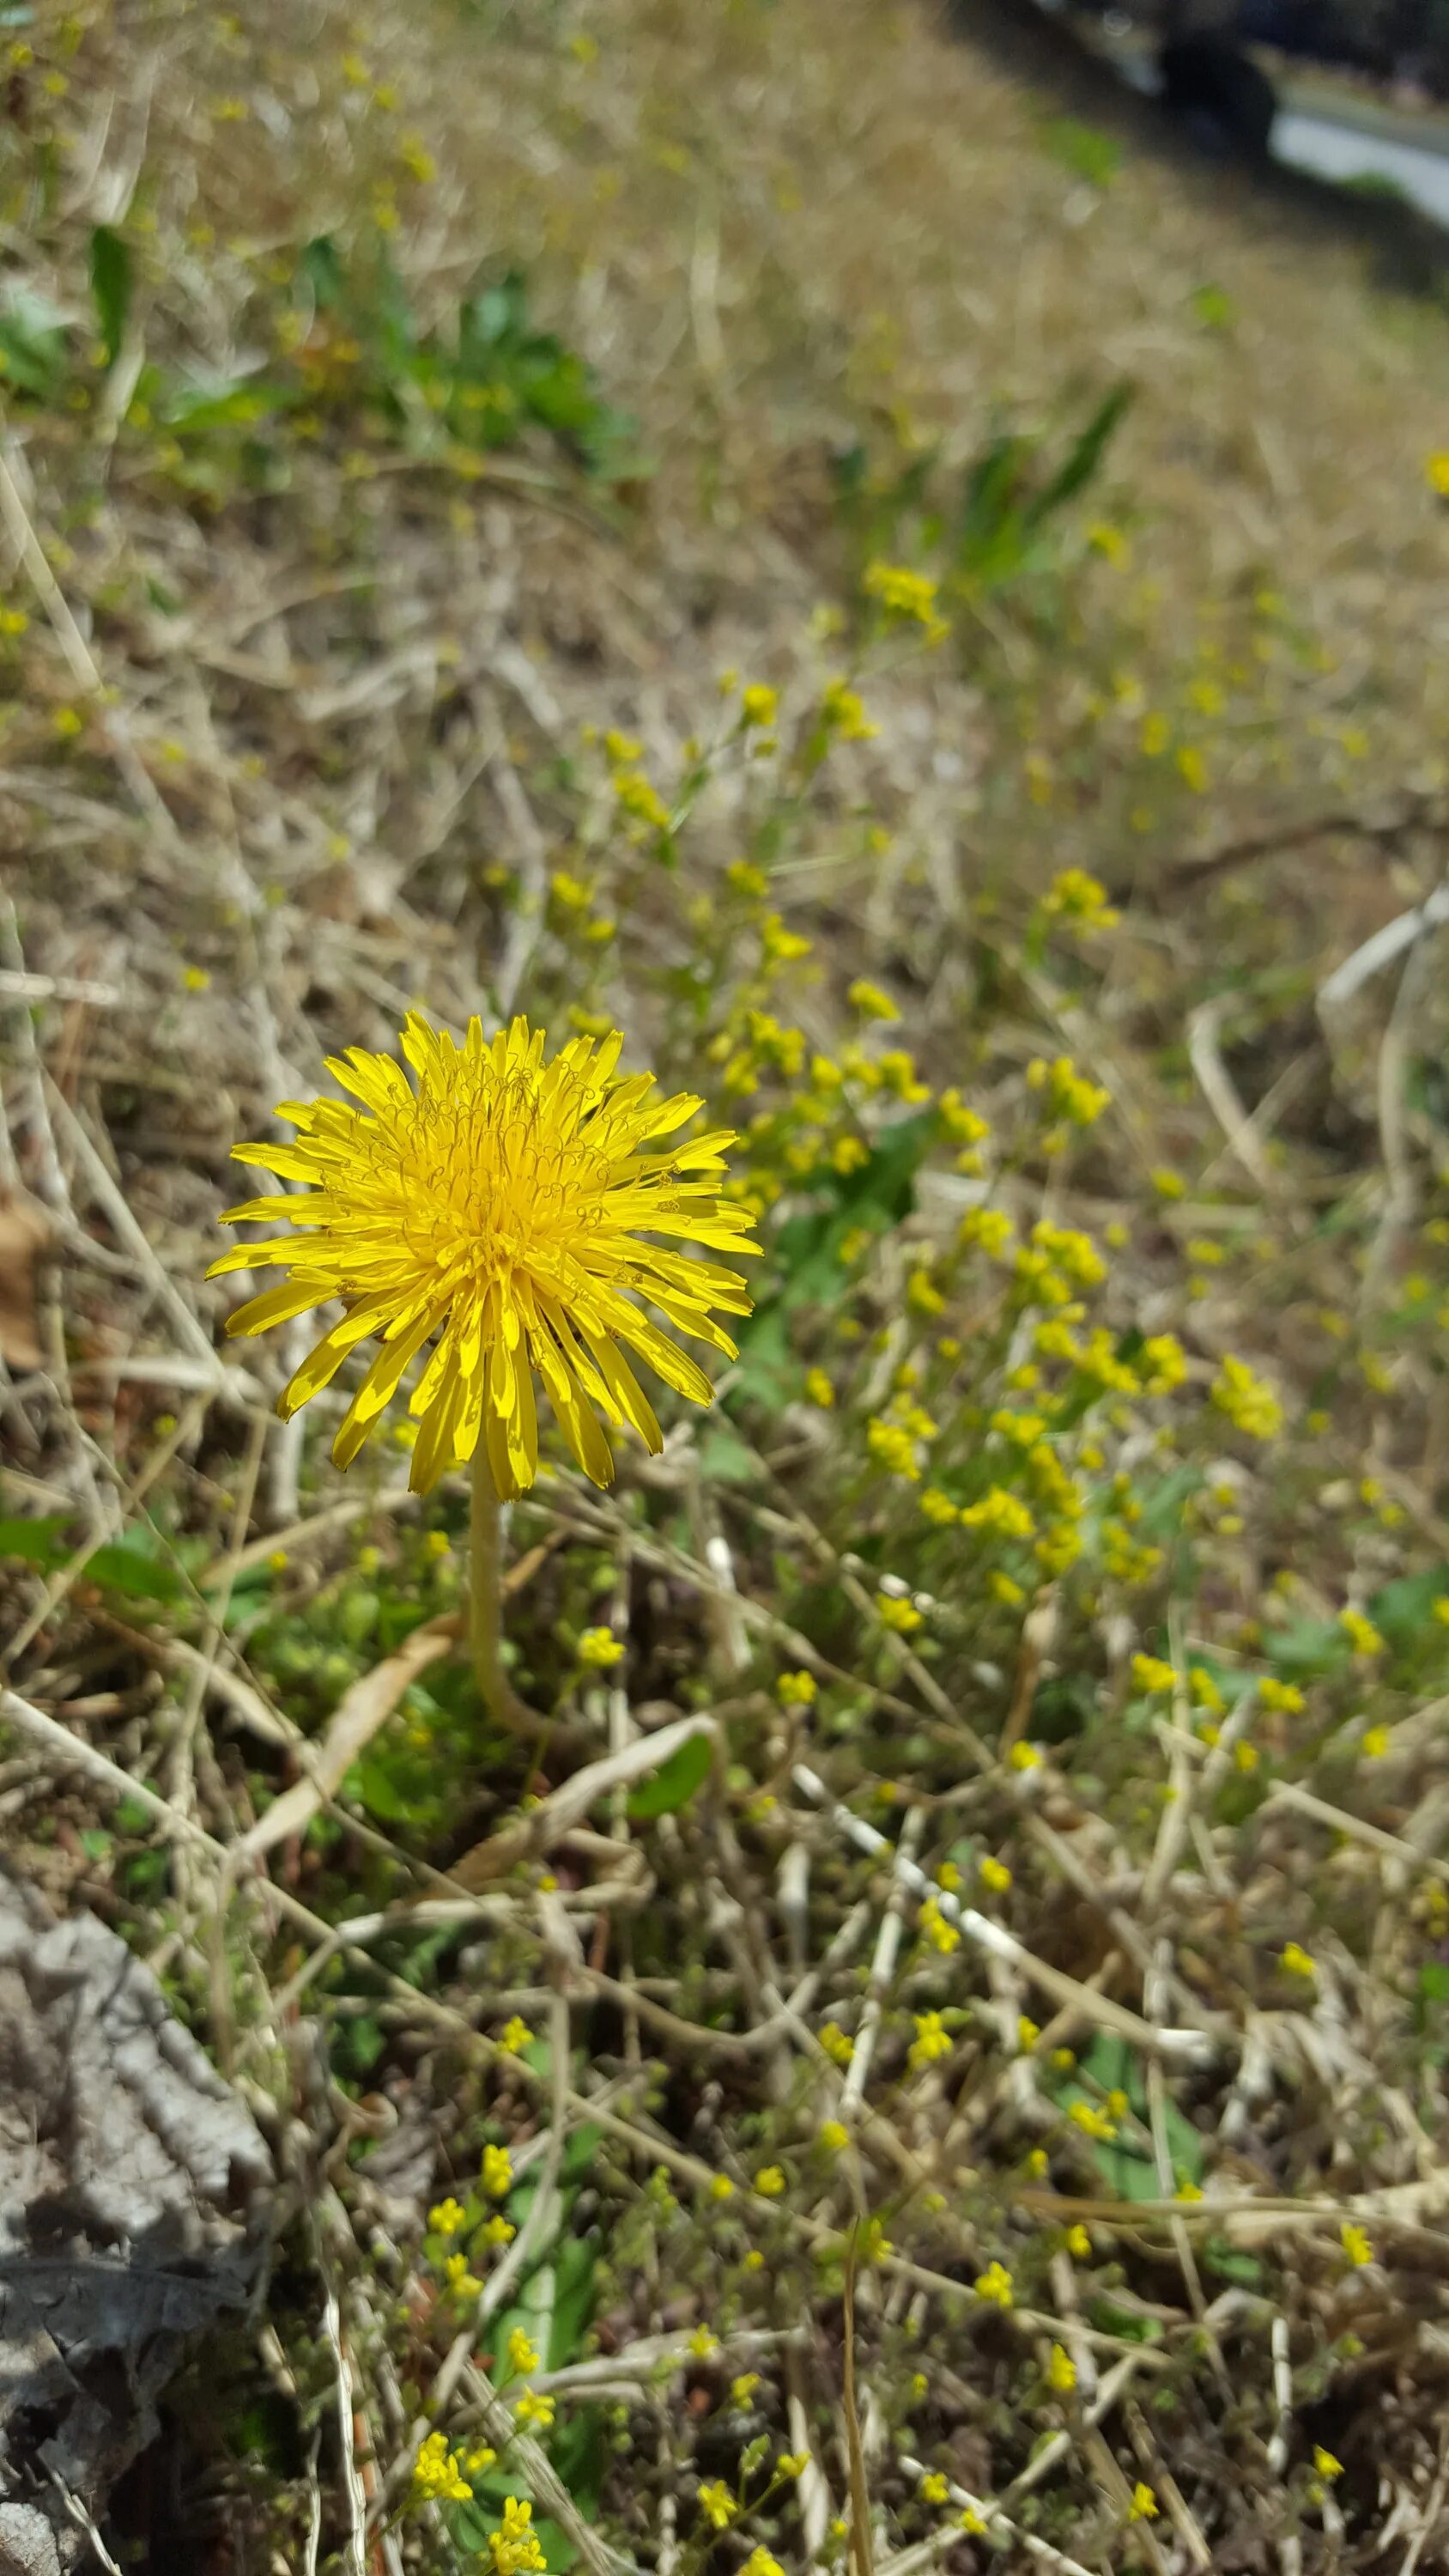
{"left": 469, "top": 1440, "right": 508, "bottom": 1723}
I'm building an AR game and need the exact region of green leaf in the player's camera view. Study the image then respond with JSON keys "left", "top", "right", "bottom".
{"left": 0, "top": 1513, "right": 72, "bottom": 1566}
{"left": 627, "top": 1731, "right": 713, "bottom": 1820}
{"left": 89, "top": 226, "right": 131, "bottom": 366}
{"left": 1369, "top": 1566, "right": 1449, "bottom": 1653}
{"left": 0, "top": 290, "right": 70, "bottom": 400}
{"left": 84, "top": 1541, "right": 185, "bottom": 1605}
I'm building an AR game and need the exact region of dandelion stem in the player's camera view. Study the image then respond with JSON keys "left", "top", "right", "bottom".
{"left": 469, "top": 1442, "right": 509, "bottom": 1723}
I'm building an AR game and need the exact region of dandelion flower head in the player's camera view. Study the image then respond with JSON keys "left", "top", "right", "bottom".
{"left": 211, "top": 1012, "right": 756, "bottom": 1495}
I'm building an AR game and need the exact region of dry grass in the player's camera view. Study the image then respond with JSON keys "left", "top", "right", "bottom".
{"left": 5, "top": 1, "right": 1449, "bottom": 2570}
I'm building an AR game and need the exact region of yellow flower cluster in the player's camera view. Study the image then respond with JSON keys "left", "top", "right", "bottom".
{"left": 1041, "top": 866, "right": 1119, "bottom": 929}
{"left": 490, "top": 2497, "right": 547, "bottom": 2575}
{"left": 413, "top": 2430, "right": 473, "bottom": 2502}
{"left": 1212, "top": 1354, "right": 1282, "bottom": 1440}
{"left": 908, "top": 2009, "right": 953, "bottom": 2072}
{"left": 863, "top": 557, "right": 949, "bottom": 642}
{"left": 1026, "top": 1054, "right": 1111, "bottom": 1128}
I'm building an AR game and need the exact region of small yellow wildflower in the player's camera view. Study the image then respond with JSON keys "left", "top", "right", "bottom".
{"left": 847, "top": 976, "right": 899, "bottom": 1022}
{"left": 777, "top": 1668, "right": 817, "bottom": 1707}
{"left": 1211, "top": 1354, "right": 1282, "bottom": 1441}
{"left": 709, "top": 2173, "right": 735, "bottom": 2201}
{"left": 754, "top": 2165, "right": 785, "bottom": 2198}
{"left": 1259, "top": 1676, "right": 1305, "bottom": 1714}
{"left": 1046, "top": 2342, "right": 1076, "bottom": 2393}
{"left": 919, "top": 2470, "right": 950, "bottom": 2504}
{"left": 1128, "top": 2482, "right": 1158, "bottom": 2522}
{"left": 741, "top": 2552, "right": 786, "bottom": 2576}
{"left": 909, "top": 2010, "right": 953, "bottom": 2073}
{"left": 820, "top": 2021, "right": 855, "bottom": 2067}
{"left": 1340, "top": 1607, "right": 1385, "bottom": 1660}
{"left": 506, "top": 2326, "right": 540, "bottom": 2378}
{"left": 413, "top": 2430, "right": 472, "bottom": 2501}
{"left": 1009, "top": 1740, "right": 1040, "bottom": 1771}
{"left": 804, "top": 1366, "right": 834, "bottom": 1408}
{"left": 513, "top": 2390, "right": 555, "bottom": 2429}
{"left": 182, "top": 964, "right": 211, "bottom": 993}
{"left": 1131, "top": 1653, "right": 1177, "bottom": 1695}
{"left": 777, "top": 2451, "right": 808, "bottom": 2479}
{"left": 820, "top": 2118, "right": 851, "bottom": 2153}
{"left": 960, "top": 2506, "right": 988, "bottom": 2536}
{"left": 444, "top": 2251, "right": 483, "bottom": 2299}
{"left": 1314, "top": 2445, "right": 1343, "bottom": 2481}
{"left": 1362, "top": 1725, "right": 1391, "bottom": 1759}
{"left": 877, "top": 1591, "right": 924, "bottom": 1633}
{"left": 920, "top": 1485, "right": 960, "bottom": 1525}
{"left": 1019, "top": 2015, "right": 1040, "bottom": 2049}
{"left": 1042, "top": 866, "right": 1118, "bottom": 929}
{"left": 499, "top": 2015, "right": 534, "bottom": 2053}
{"left": 697, "top": 2481, "right": 736, "bottom": 2529}
{"left": 863, "top": 558, "right": 942, "bottom": 629}
{"left": 1025, "top": 1054, "right": 1110, "bottom": 1127}
{"left": 979, "top": 1856, "right": 1012, "bottom": 1895}
{"left": 973, "top": 2260, "right": 1014, "bottom": 2309}
{"left": 482, "top": 2215, "right": 516, "bottom": 2245}
{"left": 1280, "top": 1941, "right": 1316, "bottom": 1979}
{"left": 741, "top": 683, "right": 779, "bottom": 728}
{"left": 1341, "top": 2221, "right": 1373, "bottom": 2265}
{"left": 428, "top": 2196, "right": 467, "bottom": 2237}
{"left": 731, "top": 2372, "right": 761, "bottom": 2405}
{"left": 1069, "top": 2100, "right": 1117, "bottom": 2142}
{"left": 489, "top": 2496, "right": 547, "bottom": 2576}
{"left": 482, "top": 2144, "right": 513, "bottom": 2199}
{"left": 1176, "top": 2177, "right": 1203, "bottom": 2202}
{"left": 688, "top": 2324, "right": 718, "bottom": 2358}
{"left": 822, "top": 676, "right": 878, "bottom": 738}
{"left": 1427, "top": 451, "right": 1449, "bottom": 498}
{"left": 579, "top": 1625, "right": 623, "bottom": 1668}
{"left": 1065, "top": 2222, "right": 1091, "bottom": 2257}
{"left": 919, "top": 1894, "right": 960, "bottom": 1953}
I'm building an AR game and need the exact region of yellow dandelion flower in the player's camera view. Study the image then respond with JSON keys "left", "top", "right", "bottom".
{"left": 210, "top": 1015, "right": 757, "bottom": 1498}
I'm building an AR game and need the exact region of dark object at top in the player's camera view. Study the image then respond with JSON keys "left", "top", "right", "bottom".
{"left": 0, "top": 1863, "right": 272, "bottom": 2573}
{"left": 1160, "top": 32, "right": 1278, "bottom": 155}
